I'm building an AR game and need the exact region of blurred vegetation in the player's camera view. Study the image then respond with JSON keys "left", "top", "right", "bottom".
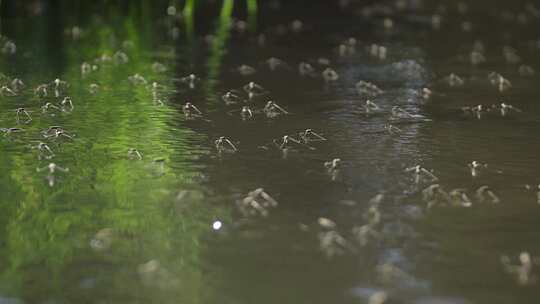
{"left": 0, "top": 0, "right": 253, "bottom": 302}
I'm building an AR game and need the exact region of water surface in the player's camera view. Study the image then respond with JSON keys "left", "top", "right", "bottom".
{"left": 1, "top": 1, "right": 540, "bottom": 303}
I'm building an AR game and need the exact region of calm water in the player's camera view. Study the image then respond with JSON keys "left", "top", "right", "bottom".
{"left": 1, "top": 1, "right": 540, "bottom": 303}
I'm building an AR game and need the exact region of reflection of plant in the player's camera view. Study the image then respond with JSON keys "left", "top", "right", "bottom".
{"left": 0, "top": 5, "right": 229, "bottom": 302}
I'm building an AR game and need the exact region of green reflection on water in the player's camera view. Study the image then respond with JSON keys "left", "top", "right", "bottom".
{"left": 0, "top": 6, "right": 228, "bottom": 303}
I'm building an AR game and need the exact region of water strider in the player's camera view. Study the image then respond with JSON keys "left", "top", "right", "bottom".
{"left": 15, "top": 107, "right": 32, "bottom": 123}
{"left": 0, "top": 127, "right": 24, "bottom": 136}
{"left": 298, "top": 129, "right": 326, "bottom": 143}
{"left": 127, "top": 148, "right": 143, "bottom": 160}
{"left": 61, "top": 97, "right": 74, "bottom": 110}
{"left": 468, "top": 160, "right": 487, "bottom": 177}
{"left": 263, "top": 100, "right": 288, "bottom": 117}
{"left": 182, "top": 102, "right": 203, "bottom": 117}
{"left": 222, "top": 90, "right": 245, "bottom": 105}
{"left": 42, "top": 126, "right": 74, "bottom": 140}
{"left": 405, "top": 165, "right": 438, "bottom": 184}
{"left": 31, "top": 141, "right": 55, "bottom": 160}
{"left": 215, "top": 136, "right": 238, "bottom": 153}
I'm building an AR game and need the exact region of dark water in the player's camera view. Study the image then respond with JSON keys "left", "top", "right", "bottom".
{"left": 1, "top": 1, "right": 540, "bottom": 303}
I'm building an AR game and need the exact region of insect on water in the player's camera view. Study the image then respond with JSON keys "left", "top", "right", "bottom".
{"left": 263, "top": 101, "right": 289, "bottom": 118}
{"left": 127, "top": 148, "right": 143, "bottom": 160}
{"left": 15, "top": 108, "right": 32, "bottom": 123}
{"left": 215, "top": 136, "right": 238, "bottom": 154}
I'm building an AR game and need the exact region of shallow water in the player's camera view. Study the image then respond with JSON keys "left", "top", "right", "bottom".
{"left": 1, "top": 1, "right": 540, "bottom": 303}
